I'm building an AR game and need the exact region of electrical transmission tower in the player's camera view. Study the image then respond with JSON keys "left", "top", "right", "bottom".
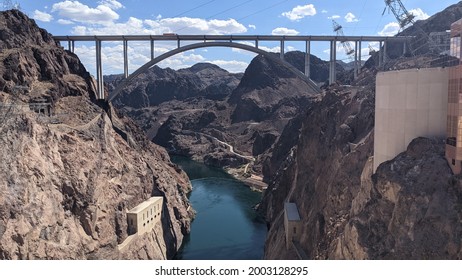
{"left": 332, "top": 20, "right": 355, "bottom": 61}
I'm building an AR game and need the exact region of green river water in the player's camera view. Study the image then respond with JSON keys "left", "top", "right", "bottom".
{"left": 171, "top": 156, "right": 267, "bottom": 260}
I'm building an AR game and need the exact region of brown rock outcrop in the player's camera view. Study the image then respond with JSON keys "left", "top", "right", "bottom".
{"left": 334, "top": 138, "right": 462, "bottom": 259}
{"left": 0, "top": 10, "right": 193, "bottom": 259}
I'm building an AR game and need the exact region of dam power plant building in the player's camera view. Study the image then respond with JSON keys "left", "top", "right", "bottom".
{"left": 127, "top": 196, "right": 163, "bottom": 235}
{"left": 373, "top": 67, "right": 449, "bottom": 172}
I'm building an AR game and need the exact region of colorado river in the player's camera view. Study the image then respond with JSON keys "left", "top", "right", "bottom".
{"left": 171, "top": 156, "right": 267, "bottom": 260}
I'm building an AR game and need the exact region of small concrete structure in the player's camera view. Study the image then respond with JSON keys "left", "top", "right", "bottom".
{"left": 127, "top": 196, "right": 163, "bottom": 235}
{"left": 29, "top": 97, "right": 52, "bottom": 116}
{"left": 374, "top": 67, "right": 449, "bottom": 172}
{"left": 284, "top": 202, "right": 302, "bottom": 249}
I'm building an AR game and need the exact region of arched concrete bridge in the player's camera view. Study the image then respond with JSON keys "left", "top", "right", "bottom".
{"left": 53, "top": 34, "right": 413, "bottom": 100}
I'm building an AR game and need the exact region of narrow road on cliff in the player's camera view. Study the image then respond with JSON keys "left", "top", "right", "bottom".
{"left": 199, "top": 132, "right": 255, "bottom": 161}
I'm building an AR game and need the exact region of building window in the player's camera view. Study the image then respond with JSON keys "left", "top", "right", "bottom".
{"left": 453, "top": 159, "right": 456, "bottom": 165}
{"left": 151, "top": 208, "right": 153, "bottom": 215}
{"left": 293, "top": 227, "right": 296, "bottom": 234}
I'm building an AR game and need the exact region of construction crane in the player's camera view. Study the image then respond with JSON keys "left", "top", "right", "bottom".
{"left": 383, "top": 0, "right": 415, "bottom": 29}
{"left": 382, "top": 0, "right": 437, "bottom": 56}
{"left": 332, "top": 20, "right": 355, "bottom": 61}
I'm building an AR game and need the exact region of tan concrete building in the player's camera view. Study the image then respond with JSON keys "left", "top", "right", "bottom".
{"left": 446, "top": 18, "right": 462, "bottom": 174}
{"left": 374, "top": 67, "right": 449, "bottom": 172}
{"left": 127, "top": 196, "right": 163, "bottom": 235}
{"left": 284, "top": 202, "right": 302, "bottom": 249}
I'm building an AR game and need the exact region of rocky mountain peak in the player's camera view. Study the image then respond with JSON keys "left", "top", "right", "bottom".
{"left": 187, "top": 62, "right": 226, "bottom": 74}
{"left": 0, "top": 10, "right": 96, "bottom": 101}
{"left": 0, "top": 9, "right": 56, "bottom": 50}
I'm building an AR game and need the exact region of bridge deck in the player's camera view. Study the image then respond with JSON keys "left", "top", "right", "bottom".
{"left": 53, "top": 34, "right": 413, "bottom": 42}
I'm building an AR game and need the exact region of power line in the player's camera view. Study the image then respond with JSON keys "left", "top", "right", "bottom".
{"left": 237, "top": 0, "right": 291, "bottom": 21}
{"left": 206, "top": 0, "right": 255, "bottom": 20}
{"left": 172, "top": 0, "right": 217, "bottom": 18}
{"left": 172, "top": 0, "right": 255, "bottom": 33}
{"left": 353, "top": 0, "right": 369, "bottom": 34}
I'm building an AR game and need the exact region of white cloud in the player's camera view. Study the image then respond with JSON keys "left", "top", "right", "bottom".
{"left": 321, "top": 10, "right": 328, "bottom": 14}
{"left": 51, "top": 0, "right": 119, "bottom": 25}
{"left": 328, "top": 15, "right": 340, "bottom": 20}
{"left": 72, "top": 16, "right": 247, "bottom": 35}
{"left": 144, "top": 17, "right": 247, "bottom": 35}
{"left": 378, "top": 22, "right": 400, "bottom": 36}
{"left": 260, "top": 46, "right": 280, "bottom": 53}
{"left": 282, "top": 4, "right": 316, "bottom": 21}
{"left": 72, "top": 17, "right": 145, "bottom": 35}
{"left": 156, "top": 14, "right": 162, "bottom": 20}
{"left": 271, "top": 27, "right": 299, "bottom": 36}
{"left": 205, "top": 60, "right": 249, "bottom": 73}
{"left": 345, "top": 12, "right": 358, "bottom": 23}
{"left": 57, "top": 19, "right": 74, "bottom": 25}
{"left": 98, "top": 0, "right": 123, "bottom": 10}
{"left": 32, "top": 10, "right": 53, "bottom": 22}
{"left": 409, "top": 8, "right": 429, "bottom": 21}
{"left": 248, "top": 24, "right": 256, "bottom": 30}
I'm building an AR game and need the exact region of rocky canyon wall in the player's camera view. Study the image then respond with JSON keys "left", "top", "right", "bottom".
{"left": 0, "top": 10, "right": 193, "bottom": 260}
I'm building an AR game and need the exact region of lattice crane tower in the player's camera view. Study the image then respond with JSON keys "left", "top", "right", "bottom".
{"left": 332, "top": 20, "right": 355, "bottom": 61}
{"left": 383, "top": 0, "right": 436, "bottom": 55}
{"left": 384, "top": 0, "right": 415, "bottom": 28}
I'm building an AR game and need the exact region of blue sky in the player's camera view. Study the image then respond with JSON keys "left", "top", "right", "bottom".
{"left": 6, "top": 0, "right": 458, "bottom": 74}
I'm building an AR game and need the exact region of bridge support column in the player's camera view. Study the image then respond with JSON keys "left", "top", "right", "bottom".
{"left": 305, "top": 40, "right": 310, "bottom": 78}
{"left": 280, "top": 40, "right": 285, "bottom": 60}
{"left": 383, "top": 40, "right": 388, "bottom": 64}
{"left": 151, "top": 39, "right": 155, "bottom": 60}
{"left": 68, "top": 40, "right": 74, "bottom": 52}
{"left": 123, "top": 39, "right": 128, "bottom": 79}
{"left": 95, "top": 40, "right": 104, "bottom": 99}
{"left": 177, "top": 39, "right": 181, "bottom": 49}
{"left": 329, "top": 40, "right": 337, "bottom": 85}
{"left": 379, "top": 41, "right": 384, "bottom": 68}
{"left": 358, "top": 40, "right": 362, "bottom": 75}
{"left": 255, "top": 40, "right": 258, "bottom": 49}
{"left": 354, "top": 41, "right": 359, "bottom": 79}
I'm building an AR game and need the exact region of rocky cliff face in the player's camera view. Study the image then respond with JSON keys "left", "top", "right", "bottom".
{"left": 261, "top": 73, "right": 462, "bottom": 259}
{"left": 336, "top": 138, "right": 461, "bottom": 259}
{"left": 260, "top": 82, "right": 375, "bottom": 259}
{"left": 0, "top": 10, "right": 193, "bottom": 260}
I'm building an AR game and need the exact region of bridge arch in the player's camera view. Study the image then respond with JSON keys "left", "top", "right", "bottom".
{"left": 108, "top": 41, "right": 320, "bottom": 102}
